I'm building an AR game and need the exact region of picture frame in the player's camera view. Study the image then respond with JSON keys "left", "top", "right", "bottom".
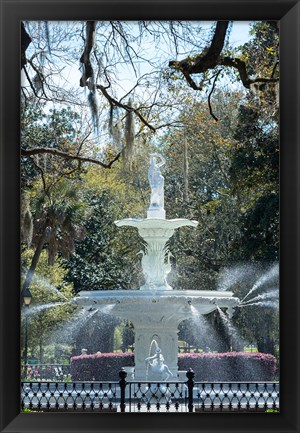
{"left": 0, "top": 0, "right": 299, "bottom": 432}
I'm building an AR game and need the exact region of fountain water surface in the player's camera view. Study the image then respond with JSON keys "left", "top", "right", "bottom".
{"left": 75, "top": 153, "right": 240, "bottom": 381}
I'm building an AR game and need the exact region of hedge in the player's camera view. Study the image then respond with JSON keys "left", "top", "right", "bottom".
{"left": 70, "top": 352, "right": 134, "bottom": 381}
{"left": 70, "top": 351, "right": 276, "bottom": 382}
{"left": 178, "top": 352, "right": 277, "bottom": 381}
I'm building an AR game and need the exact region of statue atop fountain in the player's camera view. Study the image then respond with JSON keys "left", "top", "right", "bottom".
{"left": 148, "top": 153, "right": 166, "bottom": 219}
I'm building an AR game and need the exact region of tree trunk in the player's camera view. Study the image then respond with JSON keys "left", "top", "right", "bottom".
{"left": 22, "top": 225, "right": 48, "bottom": 293}
{"left": 21, "top": 22, "right": 32, "bottom": 69}
{"left": 39, "top": 337, "right": 44, "bottom": 363}
{"left": 183, "top": 138, "right": 189, "bottom": 205}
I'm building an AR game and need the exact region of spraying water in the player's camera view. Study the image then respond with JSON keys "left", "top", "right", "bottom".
{"left": 45, "top": 308, "right": 98, "bottom": 345}
{"left": 241, "top": 263, "right": 279, "bottom": 303}
{"left": 31, "top": 274, "right": 68, "bottom": 300}
{"left": 146, "top": 339, "right": 160, "bottom": 380}
{"left": 241, "top": 289, "right": 279, "bottom": 306}
{"left": 238, "top": 300, "right": 279, "bottom": 309}
{"left": 217, "top": 306, "right": 248, "bottom": 350}
{"left": 97, "top": 304, "right": 115, "bottom": 314}
{"left": 25, "top": 302, "right": 67, "bottom": 317}
{"left": 190, "top": 306, "right": 224, "bottom": 351}
{"left": 217, "top": 264, "right": 257, "bottom": 291}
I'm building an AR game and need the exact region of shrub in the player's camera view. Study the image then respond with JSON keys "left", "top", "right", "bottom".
{"left": 178, "top": 352, "right": 277, "bottom": 381}
{"left": 70, "top": 351, "right": 276, "bottom": 382}
{"left": 70, "top": 352, "right": 134, "bottom": 381}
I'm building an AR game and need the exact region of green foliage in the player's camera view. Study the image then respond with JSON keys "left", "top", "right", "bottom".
{"left": 22, "top": 177, "right": 87, "bottom": 277}
{"left": 113, "top": 327, "right": 123, "bottom": 351}
{"left": 229, "top": 104, "right": 279, "bottom": 261}
{"left": 241, "top": 22, "right": 279, "bottom": 119}
{"left": 65, "top": 160, "right": 149, "bottom": 292}
{"left": 21, "top": 250, "right": 76, "bottom": 363}
{"left": 67, "top": 189, "right": 141, "bottom": 292}
{"left": 162, "top": 96, "right": 243, "bottom": 289}
{"left": 21, "top": 101, "right": 83, "bottom": 188}
{"left": 247, "top": 22, "right": 279, "bottom": 80}
{"left": 22, "top": 408, "right": 39, "bottom": 413}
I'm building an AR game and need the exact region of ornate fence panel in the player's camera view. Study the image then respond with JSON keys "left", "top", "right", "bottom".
{"left": 125, "top": 382, "right": 188, "bottom": 412}
{"left": 21, "top": 369, "right": 280, "bottom": 413}
{"left": 193, "top": 382, "right": 279, "bottom": 411}
{"left": 21, "top": 381, "right": 118, "bottom": 412}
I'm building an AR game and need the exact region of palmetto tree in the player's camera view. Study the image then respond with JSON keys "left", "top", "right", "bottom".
{"left": 22, "top": 178, "right": 87, "bottom": 294}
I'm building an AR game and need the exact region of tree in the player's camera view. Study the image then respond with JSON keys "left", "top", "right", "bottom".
{"left": 159, "top": 92, "right": 243, "bottom": 290}
{"left": 22, "top": 178, "right": 87, "bottom": 294}
{"left": 21, "top": 250, "right": 76, "bottom": 363}
{"left": 65, "top": 158, "right": 150, "bottom": 292}
{"left": 21, "top": 104, "right": 92, "bottom": 292}
{"left": 229, "top": 104, "right": 279, "bottom": 262}
{"left": 169, "top": 21, "right": 279, "bottom": 100}
{"left": 67, "top": 190, "right": 141, "bottom": 292}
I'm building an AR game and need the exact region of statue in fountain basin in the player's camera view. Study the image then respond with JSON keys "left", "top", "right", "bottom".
{"left": 148, "top": 153, "right": 165, "bottom": 211}
{"left": 145, "top": 346, "right": 173, "bottom": 381}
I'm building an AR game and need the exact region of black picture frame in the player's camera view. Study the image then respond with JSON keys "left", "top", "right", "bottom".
{"left": 0, "top": 1, "right": 299, "bottom": 432}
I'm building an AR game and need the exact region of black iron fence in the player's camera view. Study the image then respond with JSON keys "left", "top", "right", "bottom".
{"left": 192, "top": 382, "right": 279, "bottom": 412}
{"left": 21, "top": 369, "right": 279, "bottom": 413}
{"left": 21, "top": 381, "right": 119, "bottom": 412}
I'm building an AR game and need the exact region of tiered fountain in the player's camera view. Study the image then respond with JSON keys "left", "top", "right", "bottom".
{"left": 75, "top": 153, "right": 240, "bottom": 381}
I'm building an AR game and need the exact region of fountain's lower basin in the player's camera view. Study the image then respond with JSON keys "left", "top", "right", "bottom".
{"left": 75, "top": 289, "right": 239, "bottom": 320}
{"left": 74, "top": 290, "right": 240, "bottom": 381}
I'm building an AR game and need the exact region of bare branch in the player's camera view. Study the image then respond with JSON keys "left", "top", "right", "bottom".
{"left": 76, "top": 132, "right": 92, "bottom": 156}
{"left": 22, "top": 66, "right": 41, "bottom": 99}
{"left": 97, "top": 84, "right": 156, "bottom": 132}
{"left": 21, "top": 147, "right": 121, "bottom": 169}
{"left": 208, "top": 71, "right": 221, "bottom": 121}
{"left": 29, "top": 156, "right": 48, "bottom": 195}
{"left": 169, "top": 20, "right": 279, "bottom": 90}
{"left": 80, "top": 21, "right": 96, "bottom": 87}
{"left": 46, "top": 161, "right": 81, "bottom": 193}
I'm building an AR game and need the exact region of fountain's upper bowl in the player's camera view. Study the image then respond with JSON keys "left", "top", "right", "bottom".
{"left": 115, "top": 218, "right": 198, "bottom": 244}
{"left": 74, "top": 289, "right": 240, "bottom": 323}
{"left": 115, "top": 218, "right": 198, "bottom": 230}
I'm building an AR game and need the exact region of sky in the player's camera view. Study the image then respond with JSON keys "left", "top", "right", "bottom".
{"left": 230, "top": 21, "right": 252, "bottom": 46}
{"left": 109, "top": 21, "right": 253, "bottom": 99}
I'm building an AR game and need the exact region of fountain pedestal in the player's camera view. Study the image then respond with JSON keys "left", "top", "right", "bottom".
{"left": 115, "top": 217, "right": 198, "bottom": 291}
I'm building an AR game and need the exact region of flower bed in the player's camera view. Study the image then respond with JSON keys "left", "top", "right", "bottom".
{"left": 70, "top": 351, "right": 276, "bottom": 381}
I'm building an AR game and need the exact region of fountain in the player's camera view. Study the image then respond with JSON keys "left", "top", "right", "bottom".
{"left": 75, "top": 153, "right": 240, "bottom": 381}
